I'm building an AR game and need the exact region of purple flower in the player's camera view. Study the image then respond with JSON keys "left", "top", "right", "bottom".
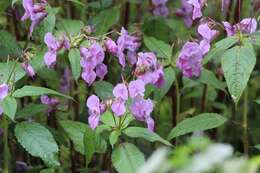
{"left": 176, "top": 41, "right": 203, "bottom": 78}
{"left": 152, "top": 0, "right": 168, "bottom": 6}
{"left": 176, "top": 0, "right": 194, "bottom": 27}
{"left": 22, "top": 62, "right": 35, "bottom": 78}
{"left": 86, "top": 95, "right": 106, "bottom": 129}
{"left": 198, "top": 23, "right": 218, "bottom": 54}
{"left": 222, "top": 0, "right": 231, "bottom": 13}
{"left": 80, "top": 43, "right": 107, "bottom": 85}
{"left": 223, "top": 18, "right": 257, "bottom": 36}
{"left": 113, "top": 83, "right": 128, "bottom": 101}
{"left": 130, "top": 98, "right": 154, "bottom": 131}
{"left": 41, "top": 95, "right": 59, "bottom": 106}
{"left": 187, "top": 0, "right": 207, "bottom": 20}
{"left": 128, "top": 79, "right": 145, "bottom": 98}
{"left": 116, "top": 27, "right": 140, "bottom": 67}
{"left": 44, "top": 32, "right": 68, "bottom": 68}
{"left": 135, "top": 52, "right": 165, "bottom": 87}
{"left": 105, "top": 38, "right": 118, "bottom": 55}
{"left": 152, "top": 0, "right": 169, "bottom": 17}
{"left": 0, "top": 84, "right": 9, "bottom": 101}
{"left": 111, "top": 99, "right": 126, "bottom": 117}
{"left": 21, "top": 0, "right": 48, "bottom": 36}
{"left": 60, "top": 68, "right": 71, "bottom": 93}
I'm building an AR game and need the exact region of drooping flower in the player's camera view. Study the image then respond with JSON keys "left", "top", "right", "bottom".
{"left": 44, "top": 32, "right": 70, "bottom": 68}
{"left": 86, "top": 95, "right": 106, "bottom": 129}
{"left": 134, "top": 52, "right": 165, "bottom": 87}
{"left": 130, "top": 98, "right": 155, "bottom": 131}
{"left": 22, "top": 62, "right": 35, "bottom": 78}
{"left": 0, "top": 84, "right": 9, "bottom": 115}
{"left": 116, "top": 27, "right": 140, "bottom": 67}
{"left": 80, "top": 43, "right": 107, "bottom": 85}
{"left": 176, "top": 41, "right": 203, "bottom": 78}
{"left": 111, "top": 83, "right": 128, "bottom": 116}
{"left": 152, "top": 3, "right": 169, "bottom": 17}
{"left": 21, "top": 0, "right": 48, "bottom": 36}
{"left": 112, "top": 83, "right": 128, "bottom": 101}
{"left": 223, "top": 18, "right": 257, "bottom": 36}
{"left": 176, "top": 0, "right": 206, "bottom": 27}
{"left": 128, "top": 79, "right": 145, "bottom": 98}
{"left": 105, "top": 38, "right": 118, "bottom": 55}
{"left": 41, "top": 95, "right": 59, "bottom": 115}
{"left": 198, "top": 23, "right": 218, "bottom": 54}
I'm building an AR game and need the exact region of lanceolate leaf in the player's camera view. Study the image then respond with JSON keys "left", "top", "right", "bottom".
{"left": 0, "top": 96, "right": 17, "bottom": 120}
{"left": 123, "top": 127, "right": 171, "bottom": 146}
{"left": 167, "top": 113, "right": 227, "bottom": 140}
{"left": 15, "top": 122, "right": 60, "bottom": 167}
{"left": 12, "top": 85, "right": 73, "bottom": 100}
{"left": 221, "top": 42, "right": 256, "bottom": 104}
{"left": 144, "top": 36, "right": 172, "bottom": 59}
{"left": 203, "top": 36, "right": 238, "bottom": 64}
{"left": 112, "top": 143, "right": 145, "bottom": 173}
{"left": 68, "top": 48, "right": 81, "bottom": 80}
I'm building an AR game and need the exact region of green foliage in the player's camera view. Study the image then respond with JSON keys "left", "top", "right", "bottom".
{"left": 56, "top": 19, "right": 84, "bottom": 35}
{"left": 0, "top": 30, "right": 22, "bottom": 58}
{"left": 168, "top": 113, "right": 227, "bottom": 140}
{"left": 123, "top": 127, "right": 171, "bottom": 146}
{"left": 12, "top": 85, "right": 73, "bottom": 100}
{"left": 68, "top": 48, "right": 81, "bottom": 80}
{"left": 15, "top": 122, "right": 60, "bottom": 167}
{"left": 16, "top": 103, "right": 48, "bottom": 119}
{"left": 221, "top": 42, "right": 256, "bottom": 104}
{"left": 0, "top": 62, "right": 25, "bottom": 83}
{"left": 0, "top": 96, "right": 17, "bottom": 120}
{"left": 93, "top": 81, "right": 114, "bottom": 100}
{"left": 112, "top": 143, "right": 145, "bottom": 173}
{"left": 144, "top": 36, "right": 172, "bottom": 59}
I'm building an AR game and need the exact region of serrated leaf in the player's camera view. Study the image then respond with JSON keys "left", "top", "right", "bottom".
{"left": 203, "top": 36, "right": 238, "bottom": 64}
{"left": 143, "top": 36, "right": 172, "bottom": 58}
{"left": 109, "top": 130, "right": 121, "bottom": 148}
{"left": 167, "top": 113, "right": 227, "bottom": 140}
{"left": 93, "top": 81, "right": 114, "bottom": 100}
{"left": 12, "top": 85, "right": 73, "bottom": 100}
{"left": 221, "top": 43, "right": 256, "bottom": 103}
{"left": 112, "top": 143, "right": 145, "bottom": 173}
{"left": 15, "top": 122, "right": 60, "bottom": 167}
{"left": 154, "top": 67, "right": 175, "bottom": 101}
{"left": 197, "top": 69, "right": 226, "bottom": 92}
{"left": 68, "top": 48, "right": 81, "bottom": 80}
{"left": 59, "top": 120, "right": 107, "bottom": 155}
{"left": 0, "top": 96, "right": 17, "bottom": 120}
{"left": 123, "top": 127, "right": 171, "bottom": 146}
{"left": 0, "top": 30, "right": 22, "bottom": 58}
{"left": 56, "top": 19, "right": 84, "bottom": 35}
{"left": 92, "top": 8, "right": 120, "bottom": 35}
{"left": 16, "top": 103, "right": 49, "bottom": 119}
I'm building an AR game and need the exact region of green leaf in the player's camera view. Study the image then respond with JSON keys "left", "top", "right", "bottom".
{"left": 124, "top": 127, "right": 172, "bottom": 146}
{"left": 92, "top": 8, "right": 120, "bottom": 35}
{"left": 203, "top": 36, "right": 238, "bottom": 64}
{"left": 255, "top": 100, "right": 260, "bottom": 104}
{"left": 250, "top": 32, "right": 260, "bottom": 46}
{"left": 84, "top": 126, "right": 96, "bottom": 165}
{"left": 0, "top": 96, "right": 17, "bottom": 120}
{"left": 56, "top": 19, "right": 84, "bottom": 35}
{"left": 143, "top": 36, "right": 172, "bottom": 58}
{"left": 39, "top": 169, "right": 55, "bottom": 173}
{"left": 167, "top": 113, "right": 227, "bottom": 140}
{"left": 93, "top": 81, "right": 114, "bottom": 100}
{"left": 12, "top": 85, "right": 73, "bottom": 100}
{"left": 16, "top": 103, "right": 49, "bottom": 119}
{"left": 0, "top": 30, "right": 22, "bottom": 58}
{"left": 197, "top": 69, "right": 226, "bottom": 92}
{"left": 68, "top": 48, "right": 81, "bottom": 80}
{"left": 112, "top": 143, "right": 145, "bottom": 173}
{"left": 59, "top": 120, "right": 107, "bottom": 155}
{"left": 15, "top": 122, "right": 60, "bottom": 167}
{"left": 154, "top": 67, "right": 175, "bottom": 101}
{"left": 221, "top": 43, "right": 256, "bottom": 103}
{"left": 254, "top": 144, "right": 260, "bottom": 150}
{"left": 109, "top": 130, "right": 121, "bottom": 148}
{"left": 0, "top": 61, "right": 25, "bottom": 83}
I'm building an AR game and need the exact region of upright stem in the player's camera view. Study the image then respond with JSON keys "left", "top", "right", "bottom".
{"left": 3, "top": 117, "right": 10, "bottom": 173}
{"left": 243, "top": 88, "right": 249, "bottom": 155}
{"left": 175, "top": 79, "right": 180, "bottom": 123}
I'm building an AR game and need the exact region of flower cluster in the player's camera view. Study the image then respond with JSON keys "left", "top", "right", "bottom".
{"left": 134, "top": 52, "right": 165, "bottom": 87}
{"left": 152, "top": 0, "right": 169, "bottom": 17}
{"left": 176, "top": 0, "right": 207, "bottom": 27}
{"left": 21, "top": 0, "right": 48, "bottom": 36}
{"left": 44, "top": 32, "right": 70, "bottom": 68}
{"left": 223, "top": 18, "right": 257, "bottom": 36}
{"left": 177, "top": 23, "right": 218, "bottom": 78}
{"left": 106, "top": 27, "right": 140, "bottom": 67}
{"left": 80, "top": 43, "right": 107, "bottom": 85}
{"left": 0, "top": 84, "right": 9, "bottom": 115}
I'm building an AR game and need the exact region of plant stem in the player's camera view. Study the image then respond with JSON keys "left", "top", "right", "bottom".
{"left": 3, "top": 117, "right": 10, "bottom": 173}
{"left": 243, "top": 88, "right": 249, "bottom": 155}
{"left": 200, "top": 84, "right": 208, "bottom": 113}
{"left": 175, "top": 79, "right": 180, "bottom": 123}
